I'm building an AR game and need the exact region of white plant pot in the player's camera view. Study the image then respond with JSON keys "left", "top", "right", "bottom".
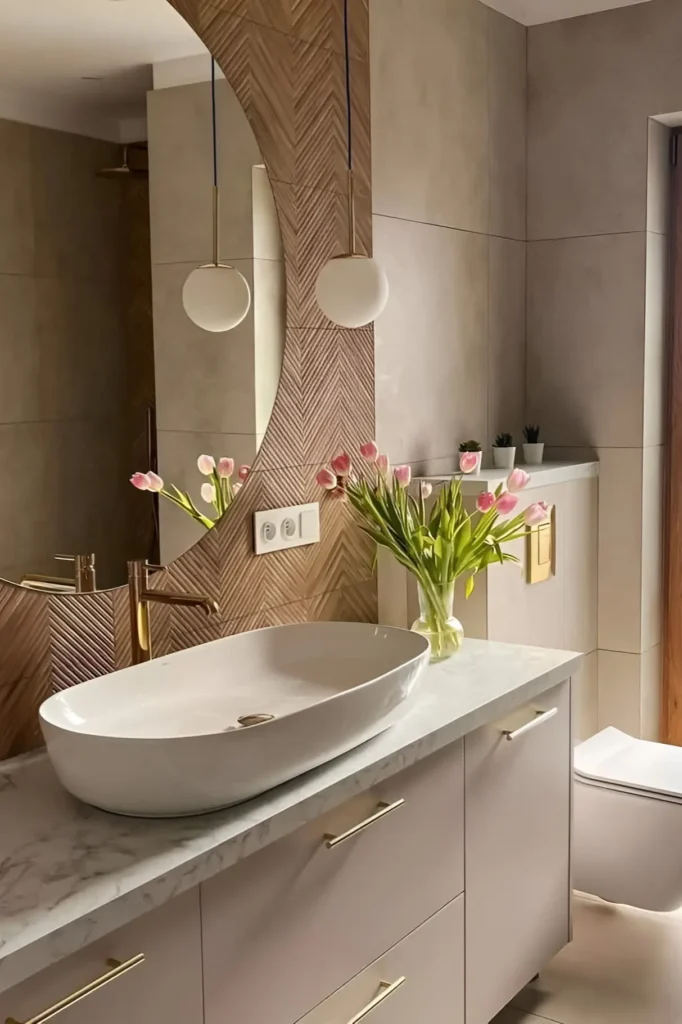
{"left": 492, "top": 446, "right": 516, "bottom": 470}
{"left": 459, "top": 451, "right": 482, "bottom": 476}
{"left": 523, "top": 442, "right": 545, "bottom": 465}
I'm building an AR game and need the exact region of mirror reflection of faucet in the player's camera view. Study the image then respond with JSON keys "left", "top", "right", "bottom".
{"left": 20, "top": 553, "right": 97, "bottom": 594}
{"left": 127, "top": 559, "right": 219, "bottom": 665}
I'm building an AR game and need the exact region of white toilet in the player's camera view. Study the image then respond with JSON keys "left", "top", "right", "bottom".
{"left": 574, "top": 727, "right": 682, "bottom": 912}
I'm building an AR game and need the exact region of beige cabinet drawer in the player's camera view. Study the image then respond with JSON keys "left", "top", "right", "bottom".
{"left": 465, "top": 679, "right": 572, "bottom": 1024}
{"left": 0, "top": 892, "right": 203, "bottom": 1024}
{"left": 202, "top": 743, "right": 464, "bottom": 1024}
{"left": 299, "top": 894, "right": 464, "bottom": 1024}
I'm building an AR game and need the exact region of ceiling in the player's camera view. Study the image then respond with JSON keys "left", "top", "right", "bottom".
{"left": 0, "top": 0, "right": 207, "bottom": 140}
{"left": 479, "top": 0, "right": 652, "bottom": 25}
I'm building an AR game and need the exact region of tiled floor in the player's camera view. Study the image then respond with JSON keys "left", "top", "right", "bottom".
{"left": 492, "top": 895, "right": 682, "bottom": 1024}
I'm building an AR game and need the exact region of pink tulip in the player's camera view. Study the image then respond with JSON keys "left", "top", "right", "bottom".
{"left": 376, "top": 454, "right": 390, "bottom": 478}
{"left": 331, "top": 452, "right": 352, "bottom": 476}
{"left": 360, "top": 440, "right": 379, "bottom": 462}
{"left": 130, "top": 472, "right": 151, "bottom": 491}
{"left": 197, "top": 454, "right": 215, "bottom": 476}
{"left": 459, "top": 451, "right": 480, "bottom": 474}
{"left": 420, "top": 482, "right": 433, "bottom": 499}
{"left": 201, "top": 482, "right": 216, "bottom": 504}
{"left": 238, "top": 464, "right": 251, "bottom": 482}
{"left": 394, "top": 465, "right": 412, "bottom": 488}
{"left": 217, "top": 457, "right": 234, "bottom": 479}
{"left": 525, "top": 501, "right": 550, "bottom": 526}
{"left": 495, "top": 492, "right": 519, "bottom": 516}
{"left": 477, "top": 491, "right": 495, "bottom": 513}
{"left": 507, "top": 468, "right": 530, "bottom": 493}
{"left": 329, "top": 487, "right": 347, "bottom": 501}
{"left": 316, "top": 467, "right": 337, "bottom": 490}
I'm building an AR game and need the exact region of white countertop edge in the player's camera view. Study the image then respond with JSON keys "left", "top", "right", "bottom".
{"left": 420, "top": 460, "right": 599, "bottom": 492}
{"left": 0, "top": 640, "right": 582, "bottom": 992}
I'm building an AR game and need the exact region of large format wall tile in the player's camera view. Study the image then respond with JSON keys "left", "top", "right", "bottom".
{"left": 488, "top": 236, "right": 526, "bottom": 444}
{"left": 528, "top": 1, "right": 682, "bottom": 241}
{"left": 374, "top": 214, "right": 488, "bottom": 464}
{"left": 371, "top": 0, "right": 489, "bottom": 234}
{"left": 598, "top": 646, "right": 661, "bottom": 740}
{"left": 597, "top": 447, "right": 644, "bottom": 655}
{"left": 647, "top": 117, "right": 671, "bottom": 237}
{"left": 488, "top": 6, "right": 527, "bottom": 241}
{"left": 527, "top": 232, "right": 646, "bottom": 449}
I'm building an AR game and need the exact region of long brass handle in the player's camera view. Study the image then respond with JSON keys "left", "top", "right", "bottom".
{"left": 502, "top": 707, "right": 558, "bottom": 742}
{"left": 6, "top": 955, "right": 145, "bottom": 1024}
{"left": 345, "top": 977, "right": 406, "bottom": 1024}
{"left": 323, "top": 799, "right": 405, "bottom": 849}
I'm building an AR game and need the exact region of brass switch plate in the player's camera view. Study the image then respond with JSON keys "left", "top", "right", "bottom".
{"left": 526, "top": 505, "right": 556, "bottom": 585}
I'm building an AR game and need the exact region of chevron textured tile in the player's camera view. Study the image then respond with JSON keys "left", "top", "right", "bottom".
{"left": 0, "top": 0, "right": 374, "bottom": 760}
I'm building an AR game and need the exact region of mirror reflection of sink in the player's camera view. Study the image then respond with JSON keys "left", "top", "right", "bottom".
{"left": 39, "top": 623, "right": 429, "bottom": 818}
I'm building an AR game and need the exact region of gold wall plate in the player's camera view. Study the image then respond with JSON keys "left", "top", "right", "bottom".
{"left": 526, "top": 505, "right": 556, "bottom": 585}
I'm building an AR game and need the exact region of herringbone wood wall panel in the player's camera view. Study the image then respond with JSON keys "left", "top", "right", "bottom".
{"left": 0, "top": 0, "right": 375, "bottom": 759}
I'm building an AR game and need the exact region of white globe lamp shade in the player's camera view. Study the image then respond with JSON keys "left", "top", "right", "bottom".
{"left": 315, "top": 254, "right": 389, "bottom": 329}
{"left": 182, "top": 264, "right": 251, "bottom": 333}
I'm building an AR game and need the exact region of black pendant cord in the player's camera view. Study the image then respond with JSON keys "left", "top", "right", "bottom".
{"left": 343, "top": 0, "right": 352, "bottom": 172}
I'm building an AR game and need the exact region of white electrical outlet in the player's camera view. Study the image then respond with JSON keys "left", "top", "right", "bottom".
{"left": 254, "top": 502, "right": 320, "bottom": 555}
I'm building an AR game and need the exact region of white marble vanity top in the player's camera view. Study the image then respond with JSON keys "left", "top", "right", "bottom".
{"left": 0, "top": 639, "right": 581, "bottom": 992}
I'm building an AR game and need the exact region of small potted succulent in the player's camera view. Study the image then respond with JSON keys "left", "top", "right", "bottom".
{"left": 492, "top": 432, "right": 516, "bottom": 471}
{"left": 523, "top": 425, "right": 544, "bottom": 465}
{"left": 458, "top": 439, "right": 482, "bottom": 476}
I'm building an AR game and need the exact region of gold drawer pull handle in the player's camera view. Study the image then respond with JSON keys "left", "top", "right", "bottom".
{"left": 346, "top": 977, "right": 406, "bottom": 1024}
{"left": 323, "top": 799, "right": 405, "bottom": 849}
{"left": 502, "top": 707, "right": 558, "bottom": 742}
{"left": 6, "top": 954, "right": 145, "bottom": 1024}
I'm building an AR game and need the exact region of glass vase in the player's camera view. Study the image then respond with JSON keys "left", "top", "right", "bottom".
{"left": 411, "top": 581, "right": 464, "bottom": 662}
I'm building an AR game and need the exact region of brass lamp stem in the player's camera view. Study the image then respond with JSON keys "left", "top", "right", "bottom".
{"left": 347, "top": 168, "right": 357, "bottom": 255}
{"left": 212, "top": 184, "right": 220, "bottom": 266}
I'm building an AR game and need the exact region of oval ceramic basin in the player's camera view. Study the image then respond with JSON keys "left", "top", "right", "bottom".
{"left": 40, "top": 622, "right": 429, "bottom": 817}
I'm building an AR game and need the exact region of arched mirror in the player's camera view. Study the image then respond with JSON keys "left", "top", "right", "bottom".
{"left": 0, "top": 0, "right": 285, "bottom": 591}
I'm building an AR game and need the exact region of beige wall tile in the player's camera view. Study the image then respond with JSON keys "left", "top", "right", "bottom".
{"left": 374, "top": 215, "right": 488, "bottom": 464}
{"left": 643, "top": 231, "right": 669, "bottom": 448}
{"left": 598, "top": 648, "right": 642, "bottom": 735}
{"left": 253, "top": 258, "right": 286, "bottom": 436}
{"left": 371, "top": 0, "right": 489, "bottom": 234}
{"left": 641, "top": 444, "right": 663, "bottom": 654}
{"left": 640, "top": 642, "right": 661, "bottom": 741}
{"left": 564, "top": 476, "right": 599, "bottom": 656}
{"left": 488, "top": 7, "right": 527, "bottom": 241}
{"left": 647, "top": 117, "right": 671, "bottom": 236}
{"left": 252, "top": 165, "right": 283, "bottom": 262}
{"left": 152, "top": 260, "right": 257, "bottom": 435}
{"left": 0, "top": 120, "right": 33, "bottom": 275}
{"left": 527, "top": 233, "right": 646, "bottom": 448}
{"left": 573, "top": 650, "right": 598, "bottom": 744}
{"left": 488, "top": 237, "right": 526, "bottom": 444}
{"left": 148, "top": 80, "right": 263, "bottom": 266}
{"left": 597, "top": 447, "right": 643, "bottom": 655}
{"left": 0, "top": 275, "right": 39, "bottom": 424}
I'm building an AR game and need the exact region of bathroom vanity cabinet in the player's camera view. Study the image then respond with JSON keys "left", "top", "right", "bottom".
{"left": 0, "top": 671, "right": 572, "bottom": 1024}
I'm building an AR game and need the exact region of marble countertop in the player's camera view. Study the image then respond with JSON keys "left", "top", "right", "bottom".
{"left": 0, "top": 639, "right": 581, "bottom": 993}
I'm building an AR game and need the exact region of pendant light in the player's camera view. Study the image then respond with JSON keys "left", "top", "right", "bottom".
{"left": 182, "top": 60, "right": 251, "bottom": 333}
{"left": 315, "top": 0, "right": 389, "bottom": 329}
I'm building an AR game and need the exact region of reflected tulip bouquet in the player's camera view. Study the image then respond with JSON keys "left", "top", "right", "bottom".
{"left": 131, "top": 456, "right": 250, "bottom": 530}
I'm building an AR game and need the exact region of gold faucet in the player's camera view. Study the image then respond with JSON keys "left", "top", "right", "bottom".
{"left": 21, "top": 553, "right": 96, "bottom": 593}
{"left": 127, "top": 560, "right": 219, "bottom": 664}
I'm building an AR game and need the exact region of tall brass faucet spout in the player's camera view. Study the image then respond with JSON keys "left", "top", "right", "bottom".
{"left": 127, "top": 560, "right": 219, "bottom": 664}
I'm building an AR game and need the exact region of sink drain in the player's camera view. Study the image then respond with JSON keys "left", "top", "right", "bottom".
{"left": 237, "top": 713, "right": 276, "bottom": 728}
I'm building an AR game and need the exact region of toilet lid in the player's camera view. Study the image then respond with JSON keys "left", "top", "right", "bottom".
{"left": 575, "top": 727, "right": 682, "bottom": 800}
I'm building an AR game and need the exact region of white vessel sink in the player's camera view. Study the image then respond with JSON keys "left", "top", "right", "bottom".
{"left": 40, "top": 622, "right": 429, "bottom": 817}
